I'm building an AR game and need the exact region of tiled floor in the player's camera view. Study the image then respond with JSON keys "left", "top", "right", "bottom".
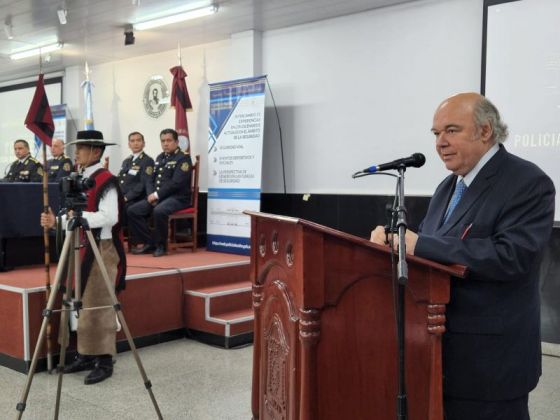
{"left": 0, "top": 339, "right": 558, "bottom": 419}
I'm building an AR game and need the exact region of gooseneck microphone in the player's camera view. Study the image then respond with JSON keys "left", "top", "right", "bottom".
{"left": 360, "top": 153, "right": 426, "bottom": 174}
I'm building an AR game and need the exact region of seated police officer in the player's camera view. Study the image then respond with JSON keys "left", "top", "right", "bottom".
{"left": 127, "top": 128, "right": 192, "bottom": 257}
{"left": 4, "top": 139, "right": 43, "bottom": 182}
{"left": 47, "top": 138, "right": 73, "bottom": 182}
{"left": 117, "top": 131, "right": 155, "bottom": 211}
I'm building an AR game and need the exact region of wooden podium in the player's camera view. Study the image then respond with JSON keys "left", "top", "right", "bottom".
{"left": 247, "top": 211, "right": 466, "bottom": 420}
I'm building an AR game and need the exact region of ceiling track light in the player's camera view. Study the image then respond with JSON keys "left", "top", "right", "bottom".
{"left": 4, "top": 22, "right": 13, "bottom": 40}
{"left": 57, "top": 8, "right": 67, "bottom": 25}
{"left": 133, "top": 4, "right": 218, "bottom": 31}
{"left": 4, "top": 16, "right": 13, "bottom": 40}
{"left": 10, "top": 42, "right": 63, "bottom": 60}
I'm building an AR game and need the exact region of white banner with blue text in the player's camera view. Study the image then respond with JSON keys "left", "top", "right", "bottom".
{"left": 207, "top": 76, "right": 266, "bottom": 255}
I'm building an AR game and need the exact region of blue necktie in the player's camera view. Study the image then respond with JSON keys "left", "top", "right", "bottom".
{"left": 443, "top": 179, "right": 467, "bottom": 224}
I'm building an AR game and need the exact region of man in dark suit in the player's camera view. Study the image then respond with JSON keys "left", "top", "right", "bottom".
{"left": 4, "top": 139, "right": 44, "bottom": 182}
{"left": 117, "top": 131, "right": 154, "bottom": 212}
{"left": 127, "top": 128, "right": 192, "bottom": 257}
{"left": 47, "top": 138, "right": 73, "bottom": 181}
{"left": 371, "top": 92, "right": 555, "bottom": 420}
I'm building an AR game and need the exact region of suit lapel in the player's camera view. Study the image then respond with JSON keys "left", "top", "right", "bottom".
{"left": 420, "top": 175, "right": 456, "bottom": 234}
{"left": 438, "top": 146, "right": 505, "bottom": 235}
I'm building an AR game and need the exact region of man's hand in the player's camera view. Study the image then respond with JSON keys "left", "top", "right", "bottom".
{"left": 370, "top": 226, "right": 389, "bottom": 245}
{"left": 40, "top": 207, "right": 56, "bottom": 229}
{"left": 370, "top": 225, "right": 418, "bottom": 255}
{"left": 399, "top": 230, "right": 418, "bottom": 255}
{"left": 147, "top": 193, "right": 158, "bottom": 204}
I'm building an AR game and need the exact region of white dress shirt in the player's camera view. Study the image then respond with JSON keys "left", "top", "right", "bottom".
{"left": 62, "top": 162, "right": 118, "bottom": 239}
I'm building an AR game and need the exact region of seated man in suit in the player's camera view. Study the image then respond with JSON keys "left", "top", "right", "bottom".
{"left": 117, "top": 131, "right": 154, "bottom": 220}
{"left": 47, "top": 138, "right": 73, "bottom": 181}
{"left": 4, "top": 139, "right": 43, "bottom": 182}
{"left": 370, "top": 93, "right": 555, "bottom": 420}
{"left": 127, "top": 128, "right": 193, "bottom": 257}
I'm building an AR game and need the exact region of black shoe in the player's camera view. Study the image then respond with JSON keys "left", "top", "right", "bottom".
{"left": 131, "top": 244, "right": 156, "bottom": 255}
{"left": 84, "top": 357, "right": 113, "bottom": 385}
{"left": 153, "top": 245, "right": 167, "bottom": 257}
{"left": 63, "top": 354, "right": 96, "bottom": 374}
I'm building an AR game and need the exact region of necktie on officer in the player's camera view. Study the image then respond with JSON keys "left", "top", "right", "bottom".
{"left": 443, "top": 179, "right": 467, "bottom": 224}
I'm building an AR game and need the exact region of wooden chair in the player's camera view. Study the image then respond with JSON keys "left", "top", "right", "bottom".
{"left": 167, "top": 155, "right": 199, "bottom": 252}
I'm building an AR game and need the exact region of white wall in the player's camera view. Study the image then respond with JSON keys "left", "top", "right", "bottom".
{"left": 63, "top": 38, "right": 235, "bottom": 185}
{"left": 58, "top": 0, "right": 483, "bottom": 194}
{"left": 261, "top": 0, "right": 483, "bottom": 195}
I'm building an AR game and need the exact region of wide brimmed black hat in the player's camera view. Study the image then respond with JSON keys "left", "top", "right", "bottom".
{"left": 66, "top": 130, "right": 116, "bottom": 147}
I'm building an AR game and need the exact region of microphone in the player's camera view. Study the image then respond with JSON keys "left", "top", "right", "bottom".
{"left": 361, "top": 153, "right": 426, "bottom": 174}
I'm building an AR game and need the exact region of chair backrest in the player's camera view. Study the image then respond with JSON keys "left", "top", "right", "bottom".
{"left": 190, "top": 155, "right": 200, "bottom": 210}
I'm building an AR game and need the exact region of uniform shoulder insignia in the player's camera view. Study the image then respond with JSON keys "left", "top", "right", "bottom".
{"left": 146, "top": 166, "right": 153, "bottom": 175}
{"left": 181, "top": 162, "right": 190, "bottom": 172}
{"left": 63, "top": 162, "right": 71, "bottom": 171}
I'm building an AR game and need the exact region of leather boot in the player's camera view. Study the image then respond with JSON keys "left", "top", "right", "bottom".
{"left": 84, "top": 355, "right": 114, "bottom": 385}
{"left": 131, "top": 244, "right": 156, "bottom": 255}
{"left": 153, "top": 244, "right": 167, "bottom": 257}
{"left": 63, "top": 354, "right": 96, "bottom": 374}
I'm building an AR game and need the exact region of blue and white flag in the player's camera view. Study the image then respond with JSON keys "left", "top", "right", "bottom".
{"left": 81, "top": 79, "right": 94, "bottom": 130}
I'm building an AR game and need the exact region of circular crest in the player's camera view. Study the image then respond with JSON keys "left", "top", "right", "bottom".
{"left": 143, "top": 76, "right": 169, "bottom": 119}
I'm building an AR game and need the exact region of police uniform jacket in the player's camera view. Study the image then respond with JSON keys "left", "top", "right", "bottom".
{"left": 117, "top": 151, "right": 155, "bottom": 203}
{"left": 149, "top": 149, "right": 192, "bottom": 203}
{"left": 4, "top": 155, "right": 44, "bottom": 182}
{"left": 47, "top": 155, "right": 73, "bottom": 182}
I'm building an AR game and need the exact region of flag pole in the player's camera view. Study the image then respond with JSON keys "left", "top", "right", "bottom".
{"left": 26, "top": 66, "right": 55, "bottom": 373}
{"left": 177, "top": 41, "right": 182, "bottom": 66}
{"left": 40, "top": 48, "right": 53, "bottom": 372}
{"left": 39, "top": 49, "right": 53, "bottom": 372}
{"left": 41, "top": 137, "right": 53, "bottom": 373}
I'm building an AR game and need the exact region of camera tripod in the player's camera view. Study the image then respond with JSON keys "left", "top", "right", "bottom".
{"left": 15, "top": 212, "right": 163, "bottom": 419}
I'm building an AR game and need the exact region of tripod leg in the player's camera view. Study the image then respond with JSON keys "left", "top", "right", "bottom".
{"left": 84, "top": 230, "right": 163, "bottom": 419}
{"left": 54, "top": 231, "right": 78, "bottom": 419}
{"left": 15, "top": 232, "right": 74, "bottom": 420}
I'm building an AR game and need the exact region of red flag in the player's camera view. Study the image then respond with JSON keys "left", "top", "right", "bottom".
{"left": 25, "top": 74, "right": 55, "bottom": 147}
{"left": 170, "top": 65, "right": 192, "bottom": 152}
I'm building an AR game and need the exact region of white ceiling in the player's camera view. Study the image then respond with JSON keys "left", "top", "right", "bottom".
{"left": 0, "top": 0, "right": 419, "bottom": 84}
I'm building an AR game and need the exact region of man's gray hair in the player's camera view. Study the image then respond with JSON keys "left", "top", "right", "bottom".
{"left": 473, "top": 97, "right": 509, "bottom": 143}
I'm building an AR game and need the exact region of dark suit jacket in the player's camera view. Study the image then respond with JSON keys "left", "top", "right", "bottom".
{"left": 47, "top": 155, "right": 73, "bottom": 181}
{"left": 117, "top": 151, "right": 155, "bottom": 203}
{"left": 4, "top": 155, "right": 43, "bottom": 182}
{"left": 149, "top": 149, "right": 193, "bottom": 204}
{"left": 415, "top": 145, "right": 555, "bottom": 401}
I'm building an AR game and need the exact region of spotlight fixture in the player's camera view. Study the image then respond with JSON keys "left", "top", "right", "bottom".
{"left": 133, "top": 4, "right": 218, "bottom": 31}
{"left": 4, "top": 22, "right": 13, "bottom": 40}
{"left": 57, "top": 9, "right": 68, "bottom": 25}
{"left": 10, "top": 42, "right": 63, "bottom": 60}
{"left": 4, "top": 16, "right": 13, "bottom": 40}
{"left": 124, "top": 25, "right": 135, "bottom": 46}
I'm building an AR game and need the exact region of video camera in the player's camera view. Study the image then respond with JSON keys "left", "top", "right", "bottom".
{"left": 59, "top": 172, "right": 94, "bottom": 211}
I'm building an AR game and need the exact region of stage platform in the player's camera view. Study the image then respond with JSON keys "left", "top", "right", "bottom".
{"left": 0, "top": 249, "right": 251, "bottom": 373}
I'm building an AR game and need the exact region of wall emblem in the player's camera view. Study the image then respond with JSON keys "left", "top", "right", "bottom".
{"left": 143, "top": 76, "right": 169, "bottom": 119}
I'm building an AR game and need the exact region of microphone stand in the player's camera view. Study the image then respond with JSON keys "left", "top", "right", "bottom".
{"left": 395, "top": 164, "right": 408, "bottom": 420}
